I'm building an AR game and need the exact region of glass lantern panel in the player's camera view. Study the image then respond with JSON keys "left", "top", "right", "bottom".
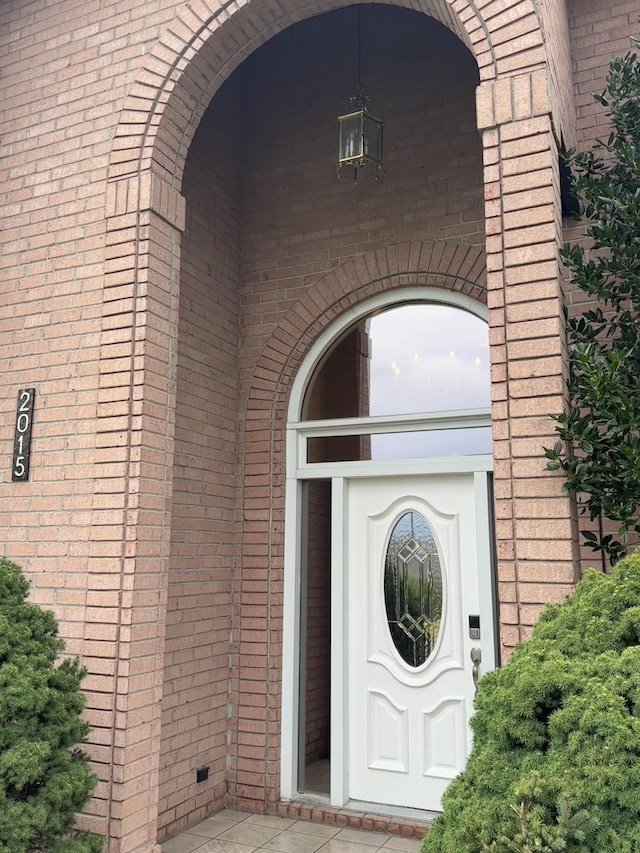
{"left": 339, "top": 113, "right": 364, "bottom": 163}
{"left": 363, "top": 115, "right": 382, "bottom": 163}
{"left": 384, "top": 511, "right": 443, "bottom": 668}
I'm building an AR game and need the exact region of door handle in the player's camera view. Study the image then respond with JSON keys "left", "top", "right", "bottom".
{"left": 470, "top": 647, "right": 481, "bottom": 692}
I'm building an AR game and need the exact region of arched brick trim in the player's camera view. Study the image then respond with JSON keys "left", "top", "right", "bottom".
{"left": 247, "top": 240, "right": 486, "bottom": 420}
{"left": 242, "top": 239, "right": 486, "bottom": 492}
{"left": 106, "top": 0, "right": 548, "bottom": 193}
{"left": 232, "top": 239, "right": 486, "bottom": 808}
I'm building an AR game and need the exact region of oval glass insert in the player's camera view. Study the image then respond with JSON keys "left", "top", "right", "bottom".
{"left": 384, "top": 511, "right": 443, "bottom": 668}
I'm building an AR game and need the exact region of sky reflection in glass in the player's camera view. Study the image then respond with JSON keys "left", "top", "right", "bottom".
{"left": 368, "top": 304, "right": 491, "bottom": 457}
{"left": 368, "top": 304, "right": 490, "bottom": 417}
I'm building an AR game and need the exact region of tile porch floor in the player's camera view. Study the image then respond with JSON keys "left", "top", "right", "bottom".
{"left": 160, "top": 810, "right": 421, "bottom": 853}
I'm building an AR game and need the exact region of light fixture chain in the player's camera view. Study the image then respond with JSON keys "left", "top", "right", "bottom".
{"left": 357, "top": 4, "right": 362, "bottom": 94}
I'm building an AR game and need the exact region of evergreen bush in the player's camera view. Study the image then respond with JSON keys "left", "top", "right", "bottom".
{"left": 421, "top": 548, "right": 640, "bottom": 853}
{"left": 0, "top": 557, "right": 103, "bottom": 853}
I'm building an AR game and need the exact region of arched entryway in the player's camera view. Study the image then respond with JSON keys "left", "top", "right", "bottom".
{"left": 282, "top": 288, "right": 498, "bottom": 815}
{"left": 95, "top": 0, "right": 576, "bottom": 847}
{"left": 160, "top": 4, "right": 490, "bottom": 837}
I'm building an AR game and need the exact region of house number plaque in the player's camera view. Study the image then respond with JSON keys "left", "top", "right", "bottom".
{"left": 12, "top": 388, "right": 35, "bottom": 482}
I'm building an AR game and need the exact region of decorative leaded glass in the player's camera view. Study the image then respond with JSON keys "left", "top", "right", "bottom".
{"left": 384, "top": 511, "right": 443, "bottom": 668}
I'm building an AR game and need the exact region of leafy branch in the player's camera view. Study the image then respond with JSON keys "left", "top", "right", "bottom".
{"left": 545, "top": 51, "right": 640, "bottom": 565}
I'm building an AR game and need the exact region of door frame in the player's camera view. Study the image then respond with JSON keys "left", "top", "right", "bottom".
{"left": 280, "top": 288, "right": 496, "bottom": 809}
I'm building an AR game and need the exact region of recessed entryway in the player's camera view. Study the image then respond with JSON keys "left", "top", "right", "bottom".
{"left": 282, "top": 291, "right": 498, "bottom": 816}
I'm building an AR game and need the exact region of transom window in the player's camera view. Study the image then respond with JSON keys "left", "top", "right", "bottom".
{"left": 299, "top": 302, "right": 491, "bottom": 464}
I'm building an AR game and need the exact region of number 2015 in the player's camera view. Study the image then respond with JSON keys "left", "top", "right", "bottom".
{"left": 12, "top": 388, "right": 35, "bottom": 482}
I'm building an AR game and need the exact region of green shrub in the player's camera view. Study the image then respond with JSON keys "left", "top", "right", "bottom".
{"left": 0, "top": 557, "right": 103, "bottom": 853}
{"left": 422, "top": 549, "right": 640, "bottom": 853}
{"left": 544, "top": 49, "right": 640, "bottom": 566}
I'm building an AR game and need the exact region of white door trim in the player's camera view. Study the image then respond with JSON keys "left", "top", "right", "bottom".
{"left": 282, "top": 465, "right": 495, "bottom": 795}
{"left": 330, "top": 476, "right": 347, "bottom": 807}
{"left": 280, "top": 288, "right": 494, "bottom": 807}
{"left": 474, "top": 471, "right": 498, "bottom": 671}
{"left": 281, "top": 476, "right": 303, "bottom": 800}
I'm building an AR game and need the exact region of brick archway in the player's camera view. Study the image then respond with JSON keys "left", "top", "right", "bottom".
{"left": 94, "top": 0, "right": 577, "bottom": 848}
{"left": 234, "top": 237, "right": 487, "bottom": 810}
{"left": 107, "top": 0, "right": 504, "bottom": 191}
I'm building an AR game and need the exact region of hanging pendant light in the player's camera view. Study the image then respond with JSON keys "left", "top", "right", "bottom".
{"left": 337, "top": 6, "right": 384, "bottom": 182}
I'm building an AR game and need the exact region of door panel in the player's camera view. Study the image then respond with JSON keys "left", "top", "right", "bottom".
{"left": 347, "top": 473, "right": 489, "bottom": 811}
{"left": 367, "top": 689, "right": 409, "bottom": 772}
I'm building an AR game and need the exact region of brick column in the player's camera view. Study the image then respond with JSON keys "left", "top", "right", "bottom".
{"left": 88, "top": 171, "right": 185, "bottom": 852}
{"left": 477, "top": 74, "right": 579, "bottom": 658}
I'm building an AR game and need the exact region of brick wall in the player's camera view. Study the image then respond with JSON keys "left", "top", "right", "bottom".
{"left": 1, "top": 0, "right": 131, "bottom": 837}
{"left": 157, "top": 72, "right": 242, "bottom": 834}
{"left": 1, "top": 0, "right": 638, "bottom": 848}
{"left": 541, "top": 0, "right": 577, "bottom": 148}
{"left": 0, "top": 0, "right": 197, "bottom": 843}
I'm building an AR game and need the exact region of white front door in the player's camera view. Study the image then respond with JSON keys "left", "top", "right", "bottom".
{"left": 346, "top": 472, "right": 494, "bottom": 812}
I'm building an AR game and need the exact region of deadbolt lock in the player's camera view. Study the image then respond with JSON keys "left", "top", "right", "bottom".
{"left": 468, "top": 614, "right": 481, "bottom": 640}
